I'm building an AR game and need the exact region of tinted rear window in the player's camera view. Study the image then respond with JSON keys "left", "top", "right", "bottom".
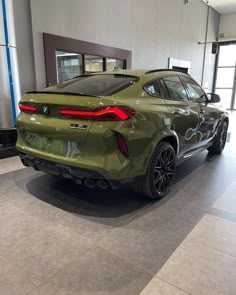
{"left": 43, "top": 74, "right": 139, "bottom": 96}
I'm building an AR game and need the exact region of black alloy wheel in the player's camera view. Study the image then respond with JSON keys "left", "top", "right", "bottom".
{"left": 153, "top": 146, "right": 175, "bottom": 196}
{"left": 220, "top": 121, "right": 228, "bottom": 151}
{"left": 132, "top": 141, "right": 176, "bottom": 199}
{"left": 208, "top": 120, "right": 228, "bottom": 155}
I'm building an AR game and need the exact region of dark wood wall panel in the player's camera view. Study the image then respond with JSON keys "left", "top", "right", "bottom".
{"left": 43, "top": 33, "right": 132, "bottom": 86}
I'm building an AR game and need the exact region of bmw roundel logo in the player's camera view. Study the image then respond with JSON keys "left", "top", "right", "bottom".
{"left": 42, "top": 106, "right": 49, "bottom": 115}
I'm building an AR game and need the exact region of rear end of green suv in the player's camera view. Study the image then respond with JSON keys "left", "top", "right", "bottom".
{"left": 16, "top": 72, "right": 159, "bottom": 190}
{"left": 17, "top": 70, "right": 226, "bottom": 199}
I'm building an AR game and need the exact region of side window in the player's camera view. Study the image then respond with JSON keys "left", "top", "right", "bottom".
{"left": 181, "top": 76, "right": 207, "bottom": 102}
{"left": 162, "top": 76, "right": 188, "bottom": 101}
{"left": 144, "top": 80, "right": 162, "bottom": 97}
{"left": 159, "top": 79, "right": 170, "bottom": 98}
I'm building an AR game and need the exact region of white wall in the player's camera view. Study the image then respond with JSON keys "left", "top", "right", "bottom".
{"left": 13, "top": 0, "right": 35, "bottom": 94}
{"left": 219, "top": 13, "right": 236, "bottom": 39}
{"left": 29, "top": 0, "right": 219, "bottom": 91}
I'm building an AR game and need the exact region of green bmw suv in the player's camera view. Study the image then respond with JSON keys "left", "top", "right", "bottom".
{"left": 16, "top": 69, "right": 228, "bottom": 199}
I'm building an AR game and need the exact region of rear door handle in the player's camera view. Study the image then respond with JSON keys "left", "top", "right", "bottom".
{"left": 173, "top": 109, "right": 189, "bottom": 115}
{"left": 200, "top": 108, "right": 205, "bottom": 114}
{"left": 174, "top": 110, "right": 181, "bottom": 115}
{"left": 173, "top": 109, "right": 182, "bottom": 115}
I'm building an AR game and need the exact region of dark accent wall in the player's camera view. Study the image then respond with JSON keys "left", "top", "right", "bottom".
{"left": 43, "top": 33, "right": 132, "bottom": 86}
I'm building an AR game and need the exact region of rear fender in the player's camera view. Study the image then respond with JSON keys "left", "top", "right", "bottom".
{"left": 142, "top": 131, "right": 179, "bottom": 173}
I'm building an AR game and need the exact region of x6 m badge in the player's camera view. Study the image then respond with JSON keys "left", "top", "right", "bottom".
{"left": 69, "top": 123, "right": 88, "bottom": 130}
{"left": 42, "top": 106, "right": 49, "bottom": 115}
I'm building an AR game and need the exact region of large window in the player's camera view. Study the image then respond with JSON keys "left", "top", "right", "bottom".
{"left": 106, "top": 58, "right": 124, "bottom": 71}
{"left": 44, "top": 33, "right": 131, "bottom": 86}
{"left": 215, "top": 43, "right": 236, "bottom": 110}
{"left": 85, "top": 55, "right": 103, "bottom": 73}
{"left": 55, "top": 53, "right": 126, "bottom": 83}
{"left": 56, "top": 51, "right": 83, "bottom": 83}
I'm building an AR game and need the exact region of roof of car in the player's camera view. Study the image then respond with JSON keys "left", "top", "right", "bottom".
{"left": 92, "top": 69, "right": 190, "bottom": 78}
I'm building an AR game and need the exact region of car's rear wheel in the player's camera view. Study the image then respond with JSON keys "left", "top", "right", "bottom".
{"left": 207, "top": 120, "right": 228, "bottom": 155}
{"left": 132, "top": 142, "right": 176, "bottom": 199}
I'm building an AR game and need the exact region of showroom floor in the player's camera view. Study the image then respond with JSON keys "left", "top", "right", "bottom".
{"left": 0, "top": 113, "right": 236, "bottom": 295}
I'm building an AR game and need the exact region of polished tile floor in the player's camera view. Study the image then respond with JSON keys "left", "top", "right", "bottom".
{"left": 0, "top": 113, "right": 235, "bottom": 295}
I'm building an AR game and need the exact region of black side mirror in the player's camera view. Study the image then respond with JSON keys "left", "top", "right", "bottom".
{"left": 207, "top": 93, "right": 221, "bottom": 103}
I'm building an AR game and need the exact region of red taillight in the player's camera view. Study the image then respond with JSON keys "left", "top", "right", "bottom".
{"left": 59, "top": 106, "right": 135, "bottom": 121}
{"left": 19, "top": 103, "right": 37, "bottom": 113}
{"left": 117, "top": 133, "right": 129, "bottom": 157}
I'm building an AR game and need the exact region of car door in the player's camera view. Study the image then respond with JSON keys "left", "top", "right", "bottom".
{"left": 161, "top": 75, "right": 201, "bottom": 157}
{"left": 180, "top": 76, "right": 220, "bottom": 146}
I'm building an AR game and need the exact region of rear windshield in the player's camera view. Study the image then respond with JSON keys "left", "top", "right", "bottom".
{"left": 42, "top": 74, "right": 139, "bottom": 96}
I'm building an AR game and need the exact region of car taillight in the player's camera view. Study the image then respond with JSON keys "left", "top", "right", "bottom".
{"left": 59, "top": 106, "right": 135, "bottom": 121}
{"left": 19, "top": 103, "right": 37, "bottom": 113}
{"left": 117, "top": 133, "right": 129, "bottom": 157}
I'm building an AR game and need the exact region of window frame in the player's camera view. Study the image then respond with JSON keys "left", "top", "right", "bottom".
{"left": 43, "top": 33, "right": 132, "bottom": 86}
{"left": 213, "top": 41, "right": 236, "bottom": 110}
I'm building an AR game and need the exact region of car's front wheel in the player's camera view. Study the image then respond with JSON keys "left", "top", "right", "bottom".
{"left": 207, "top": 120, "right": 228, "bottom": 155}
{"left": 133, "top": 142, "right": 176, "bottom": 199}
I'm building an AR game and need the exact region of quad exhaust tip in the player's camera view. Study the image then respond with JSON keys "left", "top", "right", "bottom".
{"left": 83, "top": 179, "right": 96, "bottom": 189}
{"left": 96, "top": 180, "right": 109, "bottom": 190}
{"left": 21, "top": 158, "right": 30, "bottom": 167}
{"left": 83, "top": 179, "right": 109, "bottom": 190}
{"left": 19, "top": 153, "right": 112, "bottom": 190}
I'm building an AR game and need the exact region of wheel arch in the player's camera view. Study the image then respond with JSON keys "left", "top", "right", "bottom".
{"left": 159, "top": 133, "right": 179, "bottom": 156}
{"left": 136, "top": 131, "right": 180, "bottom": 178}
{"left": 224, "top": 116, "right": 229, "bottom": 126}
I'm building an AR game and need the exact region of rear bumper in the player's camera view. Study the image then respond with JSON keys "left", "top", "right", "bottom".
{"left": 18, "top": 152, "right": 144, "bottom": 189}
{"left": 16, "top": 111, "right": 155, "bottom": 181}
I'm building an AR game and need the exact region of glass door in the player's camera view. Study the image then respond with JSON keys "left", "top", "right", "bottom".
{"left": 215, "top": 44, "right": 236, "bottom": 110}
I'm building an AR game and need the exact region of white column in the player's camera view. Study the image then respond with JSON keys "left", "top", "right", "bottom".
{"left": 0, "top": 0, "right": 21, "bottom": 129}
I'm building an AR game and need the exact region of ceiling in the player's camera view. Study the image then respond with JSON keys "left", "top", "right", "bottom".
{"left": 203, "top": 0, "right": 236, "bottom": 14}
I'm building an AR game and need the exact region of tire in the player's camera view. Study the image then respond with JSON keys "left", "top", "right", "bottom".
{"left": 207, "top": 120, "right": 228, "bottom": 155}
{"left": 132, "top": 142, "right": 176, "bottom": 199}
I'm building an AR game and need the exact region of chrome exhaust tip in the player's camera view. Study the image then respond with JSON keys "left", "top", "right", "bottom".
{"left": 75, "top": 178, "right": 82, "bottom": 185}
{"left": 20, "top": 158, "right": 29, "bottom": 167}
{"left": 96, "top": 180, "right": 109, "bottom": 190}
{"left": 83, "top": 179, "right": 96, "bottom": 189}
